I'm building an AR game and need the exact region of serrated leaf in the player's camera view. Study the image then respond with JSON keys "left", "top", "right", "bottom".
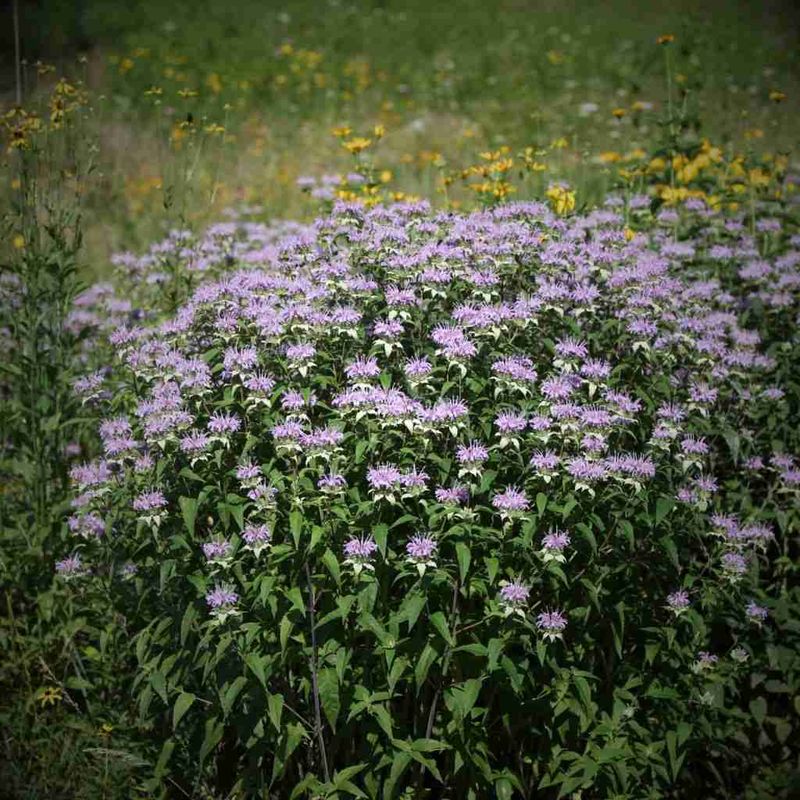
{"left": 373, "top": 523, "right": 388, "bottom": 557}
{"left": 150, "top": 671, "right": 168, "bottom": 705}
{"left": 199, "top": 716, "right": 224, "bottom": 763}
{"left": 245, "top": 653, "right": 267, "bottom": 689}
{"left": 445, "top": 678, "right": 482, "bottom": 721}
{"left": 267, "top": 692, "right": 284, "bottom": 731}
{"left": 400, "top": 593, "right": 426, "bottom": 631}
{"left": 221, "top": 675, "right": 248, "bottom": 717}
{"left": 172, "top": 692, "right": 195, "bottom": 729}
{"left": 455, "top": 542, "right": 471, "bottom": 582}
{"left": 415, "top": 643, "right": 437, "bottom": 689}
{"left": 290, "top": 509, "right": 304, "bottom": 549}
{"left": 179, "top": 496, "right": 198, "bottom": 536}
{"left": 429, "top": 611, "right": 454, "bottom": 646}
{"left": 382, "top": 751, "right": 412, "bottom": 800}
{"left": 318, "top": 667, "right": 340, "bottom": 729}
{"left": 321, "top": 548, "right": 341, "bottom": 586}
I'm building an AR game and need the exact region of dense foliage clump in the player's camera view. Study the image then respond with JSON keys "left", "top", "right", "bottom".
{"left": 56, "top": 197, "right": 800, "bottom": 797}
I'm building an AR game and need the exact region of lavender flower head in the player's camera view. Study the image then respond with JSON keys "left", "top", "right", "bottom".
{"left": 202, "top": 539, "right": 233, "bottom": 564}
{"left": 343, "top": 535, "right": 379, "bottom": 575}
{"left": 405, "top": 534, "right": 438, "bottom": 573}
{"left": 318, "top": 473, "right": 348, "bottom": 494}
{"left": 536, "top": 609, "right": 568, "bottom": 641}
{"left": 207, "top": 411, "right": 241, "bottom": 436}
{"left": 540, "top": 529, "right": 570, "bottom": 562}
{"left": 56, "top": 553, "right": 85, "bottom": 579}
{"left": 492, "top": 487, "right": 530, "bottom": 519}
{"left": 242, "top": 524, "right": 271, "bottom": 556}
{"left": 721, "top": 551, "right": 748, "bottom": 580}
{"left": 498, "top": 581, "right": 530, "bottom": 617}
{"left": 206, "top": 584, "right": 239, "bottom": 621}
{"left": 745, "top": 601, "right": 768, "bottom": 624}
{"left": 666, "top": 590, "right": 690, "bottom": 615}
{"left": 133, "top": 490, "right": 168, "bottom": 525}
{"left": 456, "top": 441, "right": 489, "bottom": 476}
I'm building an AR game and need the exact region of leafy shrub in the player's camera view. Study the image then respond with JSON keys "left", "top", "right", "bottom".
{"left": 61, "top": 196, "right": 799, "bottom": 798}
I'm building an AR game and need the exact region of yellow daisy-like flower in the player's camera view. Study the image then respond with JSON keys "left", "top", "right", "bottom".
{"left": 657, "top": 34, "right": 675, "bottom": 45}
{"left": 769, "top": 89, "right": 786, "bottom": 103}
{"left": 37, "top": 686, "right": 63, "bottom": 707}
{"left": 342, "top": 137, "right": 372, "bottom": 154}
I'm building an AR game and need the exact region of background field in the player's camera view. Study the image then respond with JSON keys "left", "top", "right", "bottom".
{"left": 2, "top": 0, "right": 799, "bottom": 274}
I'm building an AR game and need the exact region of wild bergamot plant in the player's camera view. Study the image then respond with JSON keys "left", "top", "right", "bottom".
{"left": 62, "top": 196, "right": 800, "bottom": 797}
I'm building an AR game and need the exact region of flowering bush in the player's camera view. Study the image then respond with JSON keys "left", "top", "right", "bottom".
{"left": 62, "top": 196, "right": 800, "bottom": 797}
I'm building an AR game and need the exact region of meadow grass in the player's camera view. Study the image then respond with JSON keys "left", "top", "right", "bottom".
{"left": 3, "top": 0, "right": 798, "bottom": 275}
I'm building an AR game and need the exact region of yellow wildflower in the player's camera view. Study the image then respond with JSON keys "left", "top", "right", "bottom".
{"left": 206, "top": 73, "right": 223, "bottom": 94}
{"left": 37, "top": 686, "right": 63, "bottom": 707}
{"left": 546, "top": 184, "right": 575, "bottom": 216}
{"left": 342, "top": 137, "right": 372, "bottom": 154}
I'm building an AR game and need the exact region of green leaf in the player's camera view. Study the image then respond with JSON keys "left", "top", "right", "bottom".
{"left": 289, "top": 510, "right": 304, "bottom": 549}
{"left": 150, "top": 671, "right": 168, "bottom": 705}
{"left": 371, "top": 704, "right": 394, "bottom": 739}
{"left": 373, "top": 523, "right": 388, "bottom": 557}
{"left": 415, "top": 643, "right": 438, "bottom": 689}
{"left": 179, "top": 496, "right": 199, "bottom": 537}
{"left": 321, "top": 548, "right": 341, "bottom": 586}
{"left": 411, "top": 738, "right": 450, "bottom": 752}
{"left": 479, "top": 469, "right": 497, "bottom": 493}
{"left": 445, "top": 678, "right": 482, "bottom": 721}
{"left": 172, "top": 692, "right": 195, "bottom": 730}
{"left": 285, "top": 586, "right": 305, "bottom": 615}
{"left": 318, "top": 667, "right": 340, "bottom": 729}
{"left": 573, "top": 675, "right": 592, "bottom": 713}
{"left": 655, "top": 496, "right": 675, "bottom": 525}
{"left": 575, "top": 522, "right": 596, "bottom": 554}
{"left": 382, "top": 751, "right": 412, "bottom": 800}
{"left": 455, "top": 542, "right": 471, "bottom": 582}
{"left": 271, "top": 722, "right": 306, "bottom": 784}
{"left": 429, "top": 611, "right": 454, "bottom": 646}
{"left": 179, "top": 602, "right": 197, "bottom": 646}
{"left": 245, "top": 653, "right": 267, "bottom": 689}
{"left": 536, "top": 492, "right": 548, "bottom": 516}
{"left": 749, "top": 696, "right": 767, "bottom": 726}
{"left": 221, "top": 675, "right": 248, "bottom": 717}
{"left": 495, "top": 777, "right": 514, "bottom": 800}
{"left": 666, "top": 729, "right": 685, "bottom": 781}
{"left": 355, "top": 439, "right": 369, "bottom": 464}
{"left": 267, "top": 692, "right": 284, "bottom": 731}
{"left": 154, "top": 738, "right": 175, "bottom": 778}
{"left": 280, "top": 616, "right": 293, "bottom": 655}
{"left": 399, "top": 593, "right": 426, "bottom": 631}
{"left": 618, "top": 520, "right": 634, "bottom": 549}
{"left": 199, "top": 716, "right": 224, "bottom": 763}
